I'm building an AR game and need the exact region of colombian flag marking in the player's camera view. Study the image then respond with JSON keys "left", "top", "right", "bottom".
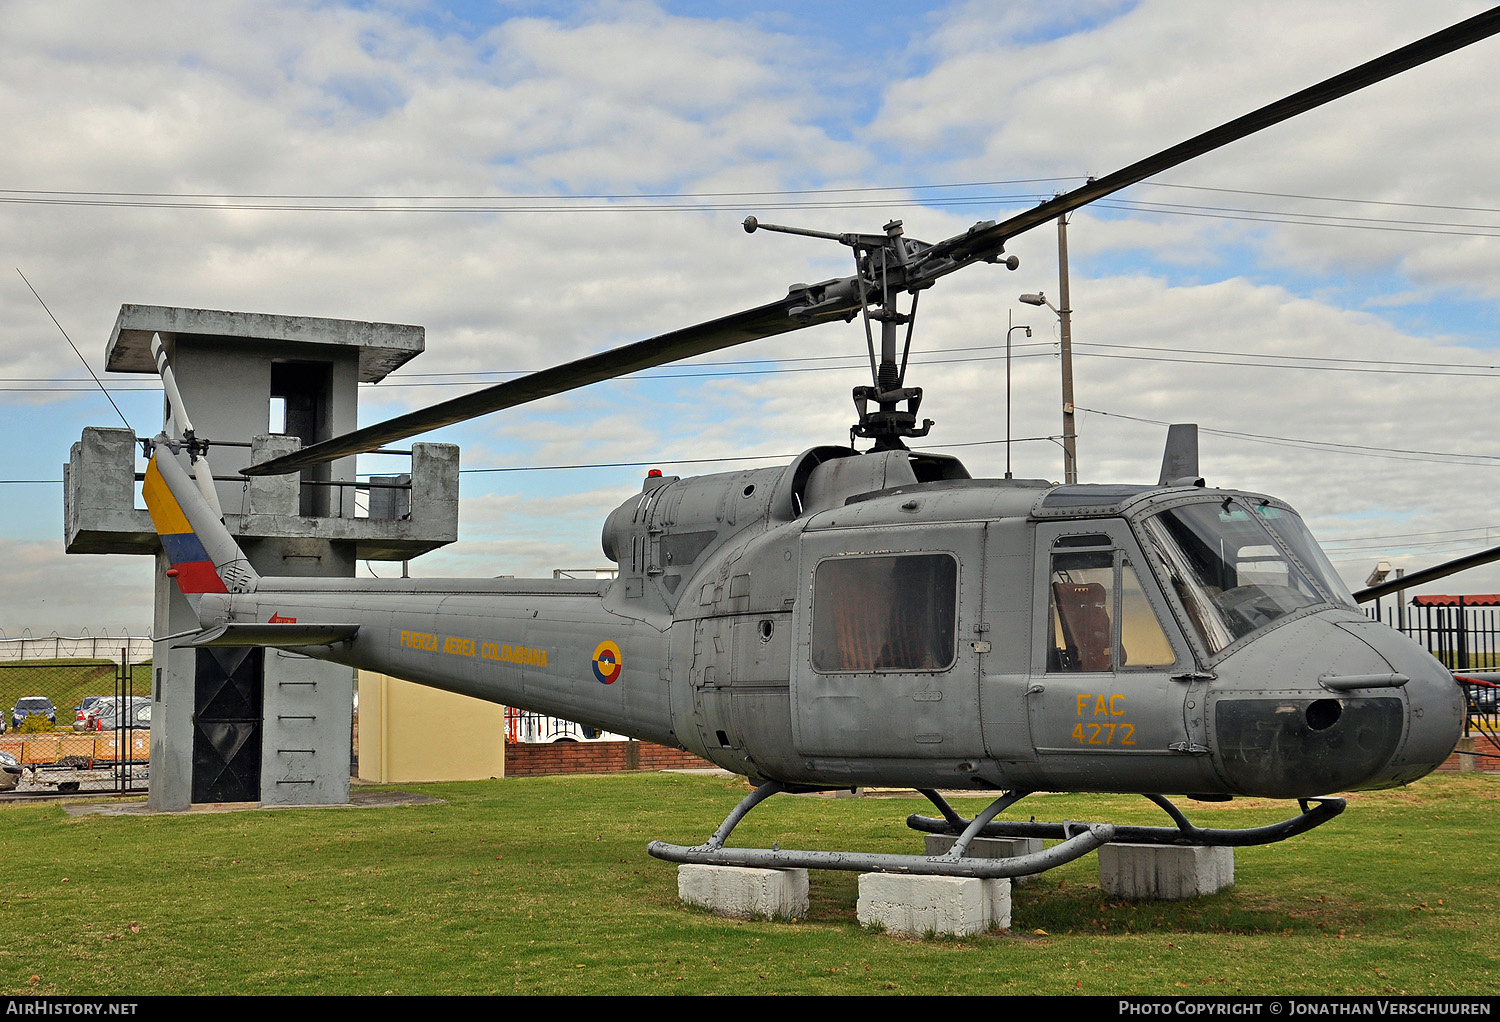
{"left": 591, "top": 641, "right": 622, "bottom": 685}
{"left": 143, "top": 458, "right": 229, "bottom": 595}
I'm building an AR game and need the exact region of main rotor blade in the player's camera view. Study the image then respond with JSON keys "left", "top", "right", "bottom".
{"left": 934, "top": 5, "right": 1500, "bottom": 262}
{"left": 247, "top": 6, "right": 1500, "bottom": 477}
{"left": 243, "top": 293, "right": 857, "bottom": 476}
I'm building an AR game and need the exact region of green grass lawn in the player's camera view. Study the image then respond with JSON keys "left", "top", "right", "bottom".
{"left": 1, "top": 772, "right": 1495, "bottom": 996}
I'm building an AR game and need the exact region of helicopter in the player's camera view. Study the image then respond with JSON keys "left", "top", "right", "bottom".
{"left": 136, "top": 9, "right": 1498, "bottom": 880}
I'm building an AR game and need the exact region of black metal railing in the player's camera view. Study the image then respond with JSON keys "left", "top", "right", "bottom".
{"left": 1367, "top": 602, "right": 1500, "bottom": 749}
{"left": 1366, "top": 601, "right": 1500, "bottom": 672}
{"left": 134, "top": 437, "right": 415, "bottom": 521}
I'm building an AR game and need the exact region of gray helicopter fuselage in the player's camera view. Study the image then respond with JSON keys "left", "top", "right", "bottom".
{"left": 197, "top": 445, "right": 1463, "bottom": 798}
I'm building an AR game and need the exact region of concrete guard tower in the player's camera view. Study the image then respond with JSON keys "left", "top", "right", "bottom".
{"left": 65, "top": 305, "right": 460, "bottom": 810}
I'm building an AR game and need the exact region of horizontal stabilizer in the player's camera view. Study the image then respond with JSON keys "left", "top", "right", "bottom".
{"left": 179, "top": 623, "right": 360, "bottom": 648}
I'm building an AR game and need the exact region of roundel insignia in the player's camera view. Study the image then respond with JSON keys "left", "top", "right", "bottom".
{"left": 592, "top": 641, "right": 622, "bottom": 685}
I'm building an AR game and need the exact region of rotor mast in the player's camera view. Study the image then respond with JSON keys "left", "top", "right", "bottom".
{"left": 744, "top": 215, "right": 1005, "bottom": 450}
{"left": 851, "top": 220, "right": 928, "bottom": 450}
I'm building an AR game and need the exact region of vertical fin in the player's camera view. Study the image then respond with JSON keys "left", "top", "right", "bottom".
{"left": 143, "top": 436, "right": 258, "bottom": 596}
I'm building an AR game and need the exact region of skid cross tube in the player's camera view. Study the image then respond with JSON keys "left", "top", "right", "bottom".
{"left": 907, "top": 792, "right": 1346, "bottom": 848}
{"left": 646, "top": 781, "right": 1116, "bottom": 879}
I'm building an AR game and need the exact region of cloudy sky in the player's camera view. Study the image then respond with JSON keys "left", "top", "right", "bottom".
{"left": 2, "top": 0, "right": 1499, "bottom": 637}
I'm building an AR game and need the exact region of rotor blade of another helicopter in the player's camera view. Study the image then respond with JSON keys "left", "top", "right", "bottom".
{"left": 1354, "top": 543, "right": 1500, "bottom": 604}
{"left": 243, "top": 292, "right": 858, "bottom": 476}
{"left": 930, "top": 5, "right": 1500, "bottom": 264}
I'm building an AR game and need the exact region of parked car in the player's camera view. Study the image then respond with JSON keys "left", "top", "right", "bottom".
{"left": 0, "top": 750, "right": 21, "bottom": 791}
{"left": 1459, "top": 676, "right": 1499, "bottom": 714}
{"left": 84, "top": 696, "right": 152, "bottom": 731}
{"left": 11, "top": 697, "right": 56, "bottom": 731}
{"left": 72, "top": 695, "right": 107, "bottom": 730}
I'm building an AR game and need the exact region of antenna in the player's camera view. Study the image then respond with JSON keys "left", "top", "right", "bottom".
{"left": 16, "top": 268, "right": 132, "bottom": 431}
{"left": 1004, "top": 315, "right": 1032, "bottom": 479}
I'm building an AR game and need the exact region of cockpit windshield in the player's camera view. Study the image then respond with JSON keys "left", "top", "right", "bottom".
{"left": 1139, "top": 499, "right": 1355, "bottom": 655}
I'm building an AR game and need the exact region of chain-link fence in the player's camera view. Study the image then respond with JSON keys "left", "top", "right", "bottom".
{"left": 0, "top": 657, "right": 150, "bottom": 798}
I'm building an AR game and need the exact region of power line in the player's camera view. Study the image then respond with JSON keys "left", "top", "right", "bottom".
{"left": 1147, "top": 180, "right": 1500, "bottom": 216}
{"left": 16, "top": 333, "right": 1500, "bottom": 396}
{"left": 1074, "top": 406, "right": 1500, "bottom": 467}
{"left": 1101, "top": 196, "right": 1500, "bottom": 235}
{"left": 1092, "top": 199, "right": 1500, "bottom": 239}
{"left": 0, "top": 432, "right": 1065, "bottom": 484}
{"left": 4, "top": 177, "right": 1500, "bottom": 238}
{"left": 1071, "top": 348, "right": 1500, "bottom": 378}
{"left": 455, "top": 435, "right": 1060, "bottom": 474}
{"left": 1076, "top": 340, "right": 1500, "bottom": 374}
{"left": 0, "top": 177, "right": 1077, "bottom": 203}
{"left": 5, "top": 176, "right": 1499, "bottom": 216}
{"left": 1326, "top": 531, "right": 1500, "bottom": 546}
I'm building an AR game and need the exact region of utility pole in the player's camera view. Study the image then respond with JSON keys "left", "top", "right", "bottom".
{"left": 1057, "top": 214, "right": 1077, "bottom": 484}
{"left": 1019, "top": 213, "right": 1079, "bottom": 483}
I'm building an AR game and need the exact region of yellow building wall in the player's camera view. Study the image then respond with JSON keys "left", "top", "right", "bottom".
{"left": 357, "top": 671, "right": 506, "bottom": 782}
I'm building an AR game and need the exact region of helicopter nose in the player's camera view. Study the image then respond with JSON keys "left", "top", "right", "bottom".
{"left": 1208, "top": 612, "right": 1464, "bottom": 798}
{"left": 1346, "top": 618, "right": 1467, "bottom": 779}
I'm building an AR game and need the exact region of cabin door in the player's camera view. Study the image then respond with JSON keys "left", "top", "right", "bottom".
{"left": 791, "top": 525, "right": 985, "bottom": 760}
{"left": 687, "top": 611, "right": 793, "bottom": 775}
{"left": 1025, "top": 521, "right": 1200, "bottom": 790}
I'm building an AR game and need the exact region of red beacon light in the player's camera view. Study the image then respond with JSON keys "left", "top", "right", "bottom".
{"left": 647, "top": 469, "right": 663, "bottom": 478}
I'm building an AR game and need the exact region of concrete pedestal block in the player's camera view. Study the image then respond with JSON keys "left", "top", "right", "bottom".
{"left": 923, "top": 834, "right": 1044, "bottom": 885}
{"left": 1099, "top": 843, "right": 1234, "bottom": 900}
{"left": 677, "top": 865, "right": 809, "bottom": 920}
{"left": 856, "top": 873, "right": 1011, "bottom": 937}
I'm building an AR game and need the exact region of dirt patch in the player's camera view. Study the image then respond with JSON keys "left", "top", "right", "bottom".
{"left": 62, "top": 787, "right": 444, "bottom": 816}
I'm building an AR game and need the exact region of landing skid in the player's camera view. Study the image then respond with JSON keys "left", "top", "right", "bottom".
{"left": 647, "top": 781, "right": 1115, "bottom": 879}
{"left": 649, "top": 784, "right": 1347, "bottom": 879}
{"left": 906, "top": 791, "right": 1346, "bottom": 848}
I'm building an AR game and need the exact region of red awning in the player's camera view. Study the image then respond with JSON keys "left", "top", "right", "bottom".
{"left": 1412, "top": 594, "right": 1500, "bottom": 607}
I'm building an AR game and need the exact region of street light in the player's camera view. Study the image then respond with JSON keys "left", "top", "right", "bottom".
{"left": 1020, "top": 288, "right": 1077, "bottom": 484}
{"left": 1366, "top": 560, "right": 1408, "bottom": 631}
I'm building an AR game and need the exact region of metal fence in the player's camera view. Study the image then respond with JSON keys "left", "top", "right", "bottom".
{"left": 1365, "top": 601, "right": 1500, "bottom": 672}
{"left": 504, "top": 707, "right": 622, "bottom": 744}
{"left": 0, "top": 633, "right": 152, "bottom": 664}
{"left": 1366, "top": 602, "right": 1500, "bottom": 750}
{"left": 0, "top": 659, "right": 149, "bottom": 798}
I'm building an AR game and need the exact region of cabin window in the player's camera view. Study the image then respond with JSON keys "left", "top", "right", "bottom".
{"left": 811, "top": 554, "right": 958, "bottom": 673}
{"left": 1048, "top": 543, "right": 1174, "bottom": 672}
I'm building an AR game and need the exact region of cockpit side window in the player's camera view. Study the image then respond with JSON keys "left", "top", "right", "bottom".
{"left": 1047, "top": 540, "right": 1175, "bottom": 672}
{"left": 811, "top": 553, "right": 958, "bottom": 673}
